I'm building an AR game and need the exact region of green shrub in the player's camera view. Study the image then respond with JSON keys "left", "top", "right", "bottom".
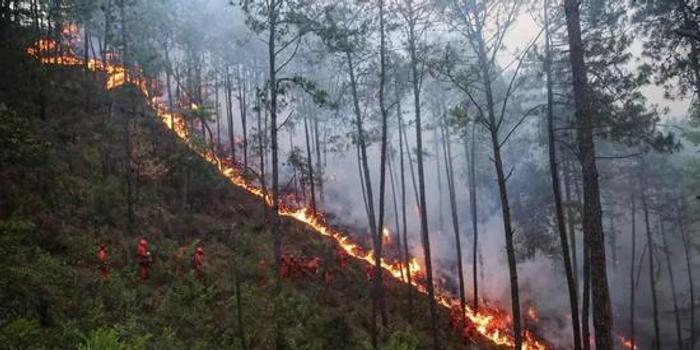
{"left": 0, "top": 318, "right": 44, "bottom": 350}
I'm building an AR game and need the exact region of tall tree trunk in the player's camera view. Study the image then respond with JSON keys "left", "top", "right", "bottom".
{"left": 346, "top": 50, "right": 382, "bottom": 345}
{"left": 373, "top": 0, "right": 390, "bottom": 344}
{"left": 434, "top": 127, "right": 444, "bottom": 233}
{"left": 660, "top": 219, "right": 683, "bottom": 350}
{"left": 640, "top": 161, "right": 661, "bottom": 350}
{"left": 564, "top": 1, "right": 614, "bottom": 348}
{"left": 396, "top": 87, "right": 414, "bottom": 322}
{"left": 440, "top": 117, "right": 466, "bottom": 329}
{"left": 226, "top": 66, "right": 236, "bottom": 164}
{"left": 215, "top": 74, "right": 221, "bottom": 151}
{"left": 346, "top": 52, "right": 378, "bottom": 240}
{"left": 582, "top": 236, "right": 591, "bottom": 350}
{"left": 406, "top": 1, "right": 439, "bottom": 347}
{"left": 164, "top": 39, "right": 174, "bottom": 133}
{"left": 262, "top": 4, "right": 283, "bottom": 349}
{"left": 388, "top": 150, "right": 404, "bottom": 282}
{"left": 475, "top": 28, "right": 522, "bottom": 350}
{"left": 313, "top": 117, "right": 323, "bottom": 206}
{"left": 256, "top": 85, "right": 268, "bottom": 220}
{"left": 563, "top": 149, "right": 578, "bottom": 284}
{"left": 629, "top": 195, "right": 637, "bottom": 350}
{"left": 356, "top": 141, "right": 371, "bottom": 224}
{"left": 464, "top": 124, "right": 480, "bottom": 309}
{"left": 238, "top": 65, "right": 248, "bottom": 170}
{"left": 545, "top": 1, "right": 581, "bottom": 347}
{"left": 303, "top": 114, "right": 316, "bottom": 212}
{"left": 678, "top": 206, "right": 695, "bottom": 350}
{"left": 401, "top": 111, "right": 420, "bottom": 208}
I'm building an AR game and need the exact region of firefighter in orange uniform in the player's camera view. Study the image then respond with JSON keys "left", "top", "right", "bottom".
{"left": 449, "top": 304, "right": 460, "bottom": 333}
{"left": 306, "top": 257, "right": 321, "bottom": 277}
{"left": 136, "top": 239, "right": 152, "bottom": 281}
{"left": 97, "top": 243, "right": 109, "bottom": 280}
{"left": 365, "top": 265, "right": 375, "bottom": 281}
{"left": 323, "top": 268, "right": 333, "bottom": 288}
{"left": 336, "top": 248, "right": 347, "bottom": 269}
{"left": 280, "top": 255, "right": 290, "bottom": 279}
{"left": 192, "top": 246, "right": 204, "bottom": 276}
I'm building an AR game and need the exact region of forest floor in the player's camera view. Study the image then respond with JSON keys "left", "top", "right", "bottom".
{"left": 0, "top": 39, "right": 495, "bottom": 349}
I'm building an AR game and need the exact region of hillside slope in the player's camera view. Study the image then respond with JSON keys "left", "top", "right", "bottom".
{"left": 0, "top": 41, "right": 494, "bottom": 350}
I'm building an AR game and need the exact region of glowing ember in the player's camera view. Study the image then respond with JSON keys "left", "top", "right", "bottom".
{"left": 527, "top": 306, "right": 539, "bottom": 323}
{"left": 29, "top": 36, "right": 553, "bottom": 350}
{"left": 382, "top": 227, "right": 392, "bottom": 246}
{"left": 618, "top": 335, "right": 638, "bottom": 350}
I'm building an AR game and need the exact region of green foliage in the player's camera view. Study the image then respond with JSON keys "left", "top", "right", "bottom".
{"left": 89, "top": 176, "right": 125, "bottom": 231}
{"left": 77, "top": 326, "right": 149, "bottom": 350}
{"left": 0, "top": 104, "right": 48, "bottom": 167}
{"left": 380, "top": 329, "right": 419, "bottom": 350}
{"left": 0, "top": 318, "right": 44, "bottom": 350}
{"left": 78, "top": 327, "right": 128, "bottom": 350}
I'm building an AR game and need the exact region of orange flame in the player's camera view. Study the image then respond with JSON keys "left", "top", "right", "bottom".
{"left": 527, "top": 306, "right": 539, "bottom": 323}
{"left": 618, "top": 335, "right": 638, "bottom": 350}
{"left": 28, "top": 36, "right": 553, "bottom": 350}
{"left": 382, "top": 227, "right": 392, "bottom": 246}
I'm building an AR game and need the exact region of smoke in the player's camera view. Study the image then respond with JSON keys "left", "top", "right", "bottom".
{"left": 147, "top": 1, "right": 698, "bottom": 348}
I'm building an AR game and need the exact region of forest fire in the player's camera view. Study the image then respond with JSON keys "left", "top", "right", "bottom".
{"left": 28, "top": 35, "right": 552, "bottom": 350}
{"left": 29, "top": 33, "right": 648, "bottom": 350}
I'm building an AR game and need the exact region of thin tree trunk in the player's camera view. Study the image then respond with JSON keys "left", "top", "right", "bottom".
{"left": 256, "top": 85, "right": 268, "bottom": 220}
{"left": 215, "top": 74, "right": 221, "bottom": 151}
{"left": 582, "top": 235, "right": 591, "bottom": 350}
{"left": 406, "top": 1, "right": 439, "bottom": 346}
{"left": 464, "top": 124, "right": 479, "bottom": 310}
{"left": 564, "top": 146, "right": 578, "bottom": 285}
{"left": 346, "top": 50, "right": 382, "bottom": 346}
{"left": 373, "top": 0, "right": 390, "bottom": 344}
{"left": 346, "top": 52, "right": 378, "bottom": 240}
{"left": 434, "top": 127, "right": 444, "bottom": 233}
{"left": 226, "top": 66, "right": 236, "bottom": 164}
{"left": 388, "top": 150, "right": 404, "bottom": 282}
{"left": 660, "top": 219, "right": 683, "bottom": 350}
{"left": 238, "top": 65, "right": 248, "bottom": 170}
{"left": 396, "top": 88, "right": 414, "bottom": 322}
{"left": 267, "top": 4, "right": 284, "bottom": 348}
{"left": 356, "top": 141, "right": 371, "bottom": 224}
{"left": 629, "top": 195, "right": 637, "bottom": 350}
{"left": 678, "top": 207, "right": 695, "bottom": 350}
{"left": 476, "top": 32, "right": 522, "bottom": 350}
{"left": 401, "top": 113, "right": 420, "bottom": 209}
{"left": 303, "top": 114, "right": 316, "bottom": 212}
{"left": 441, "top": 116, "right": 466, "bottom": 329}
{"left": 545, "top": 1, "right": 581, "bottom": 347}
{"left": 564, "top": 1, "right": 614, "bottom": 348}
{"left": 313, "top": 117, "right": 323, "bottom": 206}
{"left": 640, "top": 161, "right": 661, "bottom": 350}
{"left": 164, "top": 40, "right": 174, "bottom": 133}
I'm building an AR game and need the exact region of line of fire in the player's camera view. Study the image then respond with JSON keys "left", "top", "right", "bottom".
{"left": 20, "top": 21, "right": 649, "bottom": 350}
